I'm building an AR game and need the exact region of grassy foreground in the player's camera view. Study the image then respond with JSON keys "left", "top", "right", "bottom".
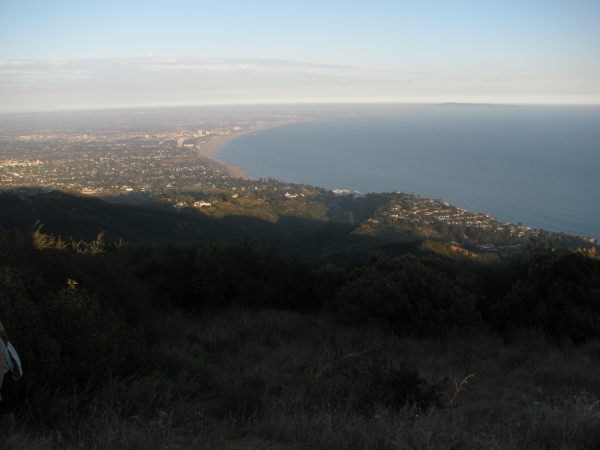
{"left": 3, "top": 307, "right": 599, "bottom": 450}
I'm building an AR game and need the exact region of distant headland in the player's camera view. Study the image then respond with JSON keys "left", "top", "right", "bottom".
{"left": 433, "top": 102, "right": 520, "bottom": 108}
{"left": 434, "top": 102, "right": 497, "bottom": 107}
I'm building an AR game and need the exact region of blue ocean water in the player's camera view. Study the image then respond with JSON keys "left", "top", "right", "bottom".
{"left": 217, "top": 106, "right": 600, "bottom": 238}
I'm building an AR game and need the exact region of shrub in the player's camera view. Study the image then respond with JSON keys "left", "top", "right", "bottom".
{"left": 305, "top": 349, "right": 444, "bottom": 413}
{"left": 193, "top": 242, "right": 320, "bottom": 312}
{"left": 490, "top": 248, "right": 600, "bottom": 342}
{"left": 0, "top": 266, "right": 40, "bottom": 364}
{"left": 331, "top": 253, "right": 482, "bottom": 337}
{"left": 39, "top": 282, "right": 149, "bottom": 388}
{"left": 0, "top": 268, "right": 152, "bottom": 426}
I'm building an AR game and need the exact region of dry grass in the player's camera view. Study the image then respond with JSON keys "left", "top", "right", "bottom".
{"left": 5, "top": 308, "right": 600, "bottom": 449}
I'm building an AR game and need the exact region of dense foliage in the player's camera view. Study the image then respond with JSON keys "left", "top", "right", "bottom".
{"left": 330, "top": 252, "right": 482, "bottom": 337}
{"left": 0, "top": 223, "right": 598, "bottom": 442}
{"left": 490, "top": 247, "right": 600, "bottom": 342}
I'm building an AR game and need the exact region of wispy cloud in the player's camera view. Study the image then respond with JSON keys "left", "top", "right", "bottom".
{"left": 0, "top": 55, "right": 390, "bottom": 109}
{"left": 1, "top": 54, "right": 593, "bottom": 110}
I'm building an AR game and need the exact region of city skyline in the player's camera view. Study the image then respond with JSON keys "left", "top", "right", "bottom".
{"left": 1, "top": 0, "right": 599, "bottom": 111}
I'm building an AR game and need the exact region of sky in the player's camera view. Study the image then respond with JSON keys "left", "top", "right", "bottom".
{"left": 1, "top": 0, "right": 599, "bottom": 111}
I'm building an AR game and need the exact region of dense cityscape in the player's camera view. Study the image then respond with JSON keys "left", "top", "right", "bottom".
{"left": 0, "top": 109, "right": 280, "bottom": 193}
{"left": 1, "top": 131, "right": 227, "bottom": 193}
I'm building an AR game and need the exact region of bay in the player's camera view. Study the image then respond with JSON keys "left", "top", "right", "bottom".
{"left": 217, "top": 105, "right": 600, "bottom": 239}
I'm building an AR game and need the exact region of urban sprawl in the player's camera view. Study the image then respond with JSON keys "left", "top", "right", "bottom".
{"left": 0, "top": 112, "right": 596, "bottom": 251}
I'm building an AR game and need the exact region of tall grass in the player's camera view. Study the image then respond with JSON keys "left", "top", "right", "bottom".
{"left": 5, "top": 308, "right": 600, "bottom": 449}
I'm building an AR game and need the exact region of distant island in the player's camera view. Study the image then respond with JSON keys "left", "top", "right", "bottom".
{"left": 434, "top": 102, "right": 497, "bottom": 107}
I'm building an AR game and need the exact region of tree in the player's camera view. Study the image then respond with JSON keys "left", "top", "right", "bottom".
{"left": 490, "top": 248, "right": 600, "bottom": 342}
{"left": 331, "top": 253, "right": 482, "bottom": 337}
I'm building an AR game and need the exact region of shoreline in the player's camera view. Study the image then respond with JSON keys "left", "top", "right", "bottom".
{"left": 196, "top": 122, "right": 302, "bottom": 180}
{"left": 197, "top": 133, "right": 252, "bottom": 180}
{"left": 198, "top": 109, "right": 396, "bottom": 181}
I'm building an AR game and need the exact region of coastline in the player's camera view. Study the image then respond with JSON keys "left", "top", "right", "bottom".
{"left": 197, "top": 133, "right": 252, "bottom": 180}
{"left": 199, "top": 109, "right": 394, "bottom": 182}
{"left": 196, "top": 109, "right": 599, "bottom": 239}
{"left": 197, "top": 121, "right": 303, "bottom": 180}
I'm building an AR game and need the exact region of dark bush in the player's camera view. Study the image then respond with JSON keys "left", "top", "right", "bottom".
{"left": 193, "top": 242, "right": 321, "bottom": 312}
{"left": 490, "top": 248, "right": 600, "bottom": 342}
{"left": 0, "top": 267, "right": 149, "bottom": 421}
{"left": 39, "top": 282, "right": 149, "bottom": 388}
{"left": 330, "top": 252, "right": 482, "bottom": 337}
{"left": 305, "top": 350, "right": 444, "bottom": 413}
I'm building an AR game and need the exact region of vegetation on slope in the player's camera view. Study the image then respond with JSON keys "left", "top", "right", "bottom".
{"left": 0, "top": 218, "right": 599, "bottom": 448}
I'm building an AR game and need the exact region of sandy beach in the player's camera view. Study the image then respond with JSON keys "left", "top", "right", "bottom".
{"left": 197, "top": 133, "right": 252, "bottom": 180}
{"left": 197, "top": 121, "right": 301, "bottom": 180}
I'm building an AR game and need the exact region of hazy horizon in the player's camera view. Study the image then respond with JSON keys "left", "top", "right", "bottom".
{"left": 1, "top": 1, "right": 599, "bottom": 111}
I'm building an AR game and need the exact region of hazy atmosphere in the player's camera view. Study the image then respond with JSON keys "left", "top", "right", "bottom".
{"left": 2, "top": 2, "right": 600, "bottom": 448}
{"left": 1, "top": 0, "right": 599, "bottom": 110}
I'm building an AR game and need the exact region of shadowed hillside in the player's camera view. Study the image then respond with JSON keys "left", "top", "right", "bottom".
{"left": 1, "top": 190, "right": 599, "bottom": 449}
{"left": 0, "top": 190, "right": 416, "bottom": 263}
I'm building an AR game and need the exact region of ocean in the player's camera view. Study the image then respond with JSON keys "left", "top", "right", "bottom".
{"left": 216, "top": 105, "right": 600, "bottom": 239}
